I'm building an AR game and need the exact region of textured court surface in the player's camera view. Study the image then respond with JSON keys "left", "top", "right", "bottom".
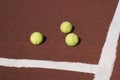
{"left": 0, "top": 0, "right": 120, "bottom": 80}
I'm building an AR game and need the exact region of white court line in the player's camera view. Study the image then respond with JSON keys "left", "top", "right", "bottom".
{"left": 0, "top": 0, "right": 120, "bottom": 80}
{"left": 0, "top": 58, "right": 98, "bottom": 74}
{"left": 94, "top": 0, "right": 120, "bottom": 80}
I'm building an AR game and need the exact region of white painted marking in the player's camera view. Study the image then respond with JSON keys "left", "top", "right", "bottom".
{"left": 94, "top": 0, "right": 120, "bottom": 79}
{"left": 0, "top": 0, "right": 120, "bottom": 80}
{"left": 0, "top": 58, "right": 97, "bottom": 73}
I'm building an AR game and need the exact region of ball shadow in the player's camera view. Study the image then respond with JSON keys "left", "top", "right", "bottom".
{"left": 71, "top": 25, "right": 75, "bottom": 32}
{"left": 41, "top": 35, "right": 47, "bottom": 44}
{"left": 78, "top": 37, "right": 82, "bottom": 46}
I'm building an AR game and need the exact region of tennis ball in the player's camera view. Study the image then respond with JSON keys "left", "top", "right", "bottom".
{"left": 60, "top": 21, "right": 73, "bottom": 34}
{"left": 65, "top": 33, "right": 79, "bottom": 47}
{"left": 30, "top": 32, "right": 43, "bottom": 45}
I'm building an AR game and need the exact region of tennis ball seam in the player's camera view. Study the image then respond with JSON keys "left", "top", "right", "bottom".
{"left": 71, "top": 34, "right": 77, "bottom": 46}
{"left": 65, "top": 25, "right": 69, "bottom": 33}
{"left": 67, "top": 23, "right": 72, "bottom": 33}
{"left": 35, "top": 33, "right": 43, "bottom": 44}
{"left": 66, "top": 25, "right": 72, "bottom": 33}
{"left": 34, "top": 35, "right": 38, "bottom": 45}
{"left": 72, "top": 35, "right": 75, "bottom": 44}
{"left": 31, "top": 34, "right": 37, "bottom": 45}
{"left": 73, "top": 35, "right": 78, "bottom": 45}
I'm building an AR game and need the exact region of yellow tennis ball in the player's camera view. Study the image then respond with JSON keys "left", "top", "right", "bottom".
{"left": 60, "top": 21, "right": 73, "bottom": 34}
{"left": 30, "top": 32, "right": 43, "bottom": 45}
{"left": 65, "top": 33, "right": 79, "bottom": 47}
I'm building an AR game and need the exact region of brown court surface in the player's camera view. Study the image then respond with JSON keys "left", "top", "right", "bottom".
{"left": 0, "top": 0, "right": 119, "bottom": 80}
